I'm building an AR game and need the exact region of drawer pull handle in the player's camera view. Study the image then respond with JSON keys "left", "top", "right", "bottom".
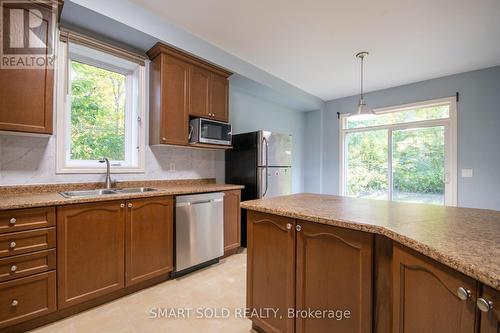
{"left": 120, "top": 203, "right": 125, "bottom": 208}
{"left": 477, "top": 298, "right": 494, "bottom": 312}
{"left": 10, "top": 265, "right": 17, "bottom": 272}
{"left": 9, "top": 241, "right": 16, "bottom": 249}
{"left": 457, "top": 287, "right": 471, "bottom": 301}
{"left": 9, "top": 218, "right": 16, "bottom": 225}
{"left": 11, "top": 300, "right": 18, "bottom": 307}
{"left": 128, "top": 203, "right": 133, "bottom": 208}
{"left": 286, "top": 223, "right": 292, "bottom": 230}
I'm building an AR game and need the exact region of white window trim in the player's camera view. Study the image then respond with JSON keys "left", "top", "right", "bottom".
{"left": 55, "top": 34, "right": 146, "bottom": 174}
{"left": 339, "top": 97, "right": 457, "bottom": 206}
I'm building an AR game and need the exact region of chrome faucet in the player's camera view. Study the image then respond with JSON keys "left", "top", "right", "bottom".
{"left": 99, "top": 158, "right": 113, "bottom": 189}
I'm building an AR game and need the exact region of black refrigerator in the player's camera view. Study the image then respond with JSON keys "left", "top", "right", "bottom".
{"left": 226, "top": 130, "right": 292, "bottom": 246}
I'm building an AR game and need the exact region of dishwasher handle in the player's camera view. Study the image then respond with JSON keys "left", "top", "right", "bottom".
{"left": 176, "top": 198, "right": 223, "bottom": 207}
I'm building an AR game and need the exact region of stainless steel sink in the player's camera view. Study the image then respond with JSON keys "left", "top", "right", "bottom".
{"left": 60, "top": 189, "right": 118, "bottom": 198}
{"left": 60, "top": 187, "right": 158, "bottom": 198}
{"left": 114, "top": 187, "right": 158, "bottom": 194}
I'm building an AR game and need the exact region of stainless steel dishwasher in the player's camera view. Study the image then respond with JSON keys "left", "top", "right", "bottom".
{"left": 174, "top": 192, "right": 224, "bottom": 276}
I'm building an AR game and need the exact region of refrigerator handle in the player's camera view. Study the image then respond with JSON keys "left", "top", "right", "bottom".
{"left": 262, "top": 137, "right": 269, "bottom": 197}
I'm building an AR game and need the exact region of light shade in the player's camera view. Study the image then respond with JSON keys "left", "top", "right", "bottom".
{"left": 349, "top": 101, "right": 376, "bottom": 120}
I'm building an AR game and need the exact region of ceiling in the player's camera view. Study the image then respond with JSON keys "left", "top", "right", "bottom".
{"left": 130, "top": 0, "right": 500, "bottom": 101}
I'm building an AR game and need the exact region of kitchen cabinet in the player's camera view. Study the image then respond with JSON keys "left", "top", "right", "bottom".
{"left": 295, "top": 220, "right": 373, "bottom": 333}
{"left": 223, "top": 190, "right": 241, "bottom": 256}
{"left": 0, "top": 271, "right": 56, "bottom": 329}
{"left": 209, "top": 73, "right": 229, "bottom": 122}
{"left": 149, "top": 52, "right": 190, "bottom": 146}
{"left": 479, "top": 286, "right": 499, "bottom": 333}
{"left": 392, "top": 244, "right": 477, "bottom": 333}
{"left": 0, "top": 2, "right": 62, "bottom": 134}
{"left": 57, "top": 201, "right": 125, "bottom": 309}
{"left": 125, "top": 196, "right": 173, "bottom": 286}
{"left": 189, "top": 65, "right": 211, "bottom": 119}
{"left": 247, "top": 211, "right": 296, "bottom": 333}
{"left": 147, "top": 43, "right": 231, "bottom": 147}
{"left": 247, "top": 212, "right": 374, "bottom": 333}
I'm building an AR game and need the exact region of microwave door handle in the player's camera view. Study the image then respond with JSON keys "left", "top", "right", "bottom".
{"left": 188, "top": 124, "right": 194, "bottom": 141}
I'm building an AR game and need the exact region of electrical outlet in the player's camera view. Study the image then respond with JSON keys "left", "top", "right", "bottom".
{"left": 169, "top": 163, "right": 176, "bottom": 172}
{"left": 461, "top": 169, "right": 473, "bottom": 178}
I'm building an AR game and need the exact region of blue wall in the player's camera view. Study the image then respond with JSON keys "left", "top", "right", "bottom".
{"left": 229, "top": 86, "right": 306, "bottom": 193}
{"left": 311, "top": 66, "right": 500, "bottom": 210}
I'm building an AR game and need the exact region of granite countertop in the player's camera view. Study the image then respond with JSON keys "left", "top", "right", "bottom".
{"left": 0, "top": 179, "right": 243, "bottom": 211}
{"left": 241, "top": 193, "right": 500, "bottom": 290}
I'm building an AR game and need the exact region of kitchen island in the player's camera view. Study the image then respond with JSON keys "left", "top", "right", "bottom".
{"left": 241, "top": 193, "right": 500, "bottom": 333}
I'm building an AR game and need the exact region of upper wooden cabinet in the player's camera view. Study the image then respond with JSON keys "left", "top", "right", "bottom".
{"left": 0, "top": 2, "right": 60, "bottom": 134}
{"left": 392, "top": 244, "right": 477, "bottom": 333}
{"left": 149, "top": 53, "right": 190, "bottom": 146}
{"left": 147, "top": 43, "right": 231, "bottom": 146}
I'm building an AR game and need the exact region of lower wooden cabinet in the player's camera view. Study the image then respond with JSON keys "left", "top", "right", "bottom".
{"left": 392, "top": 244, "right": 477, "bottom": 333}
{"left": 479, "top": 286, "right": 499, "bottom": 333}
{"left": 247, "top": 211, "right": 296, "bottom": 333}
{"left": 57, "top": 197, "right": 174, "bottom": 309}
{"left": 125, "top": 196, "right": 173, "bottom": 286}
{"left": 0, "top": 271, "right": 56, "bottom": 329}
{"left": 223, "top": 190, "right": 241, "bottom": 255}
{"left": 247, "top": 212, "right": 373, "bottom": 333}
{"left": 295, "top": 220, "right": 373, "bottom": 333}
{"left": 57, "top": 201, "right": 125, "bottom": 309}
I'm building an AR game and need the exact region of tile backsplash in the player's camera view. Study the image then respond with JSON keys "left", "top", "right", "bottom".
{"left": 0, "top": 134, "right": 224, "bottom": 185}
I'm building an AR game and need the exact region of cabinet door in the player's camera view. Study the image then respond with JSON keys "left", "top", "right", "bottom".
{"left": 247, "top": 211, "right": 295, "bottom": 333}
{"left": 57, "top": 201, "right": 125, "bottom": 309}
{"left": 295, "top": 220, "right": 373, "bottom": 333}
{"left": 125, "top": 196, "right": 173, "bottom": 286}
{"left": 479, "top": 286, "right": 499, "bottom": 333}
{"left": 0, "top": 4, "right": 54, "bottom": 134}
{"left": 393, "top": 244, "right": 477, "bottom": 333}
{"left": 209, "top": 73, "right": 229, "bottom": 122}
{"left": 223, "top": 190, "right": 241, "bottom": 256}
{"left": 150, "top": 54, "right": 189, "bottom": 145}
{"left": 189, "top": 65, "right": 211, "bottom": 118}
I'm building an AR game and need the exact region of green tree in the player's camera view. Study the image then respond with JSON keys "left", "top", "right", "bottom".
{"left": 70, "top": 61, "right": 126, "bottom": 161}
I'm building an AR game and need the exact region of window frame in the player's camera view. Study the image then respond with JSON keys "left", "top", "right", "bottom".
{"left": 339, "top": 97, "right": 457, "bottom": 206}
{"left": 56, "top": 36, "right": 146, "bottom": 174}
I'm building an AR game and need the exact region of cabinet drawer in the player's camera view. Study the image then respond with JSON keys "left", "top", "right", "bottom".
{"left": 0, "top": 249, "right": 56, "bottom": 282}
{"left": 0, "top": 271, "right": 56, "bottom": 328}
{"left": 0, "top": 207, "right": 55, "bottom": 234}
{"left": 0, "top": 228, "right": 56, "bottom": 258}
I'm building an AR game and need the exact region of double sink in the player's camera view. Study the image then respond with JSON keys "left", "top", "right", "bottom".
{"left": 60, "top": 187, "right": 158, "bottom": 198}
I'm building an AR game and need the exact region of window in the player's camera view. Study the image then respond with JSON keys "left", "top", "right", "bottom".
{"left": 56, "top": 33, "right": 146, "bottom": 173}
{"left": 339, "top": 98, "right": 457, "bottom": 206}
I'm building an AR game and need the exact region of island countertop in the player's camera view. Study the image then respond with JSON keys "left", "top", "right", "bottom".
{"left": 241, "top": 193, "right": 500, "bottom": 290}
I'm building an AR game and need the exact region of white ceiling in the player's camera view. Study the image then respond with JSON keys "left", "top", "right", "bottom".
{"left": 131, "top": 0, "right": 500, "bottom": 101}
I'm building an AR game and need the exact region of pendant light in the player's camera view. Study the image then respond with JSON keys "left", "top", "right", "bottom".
{"left": 350, "top": 51, "right": 376, "bottom": 120}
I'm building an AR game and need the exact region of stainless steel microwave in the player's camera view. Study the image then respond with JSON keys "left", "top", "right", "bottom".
{"left": 189, "top": 118, "right": 232, "bottom": 146}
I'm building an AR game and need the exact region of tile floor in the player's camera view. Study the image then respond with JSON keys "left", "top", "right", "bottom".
{"left": 31, "top": 251, "right": 253, "bottom": 333}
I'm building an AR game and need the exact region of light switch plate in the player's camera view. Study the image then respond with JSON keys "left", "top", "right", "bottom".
{"left": 461, "top": 169, "right": 473, "bottom": 178}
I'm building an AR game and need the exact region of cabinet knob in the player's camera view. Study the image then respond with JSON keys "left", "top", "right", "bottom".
{"left": 11, "top": 299, "right": 18, "bottom": 307}
{"left": 9, "top": 241, "right": 16, "bottom": 249}
{"left": 296, "top": 225, "right": 302, "bottom": 232}
{"left": 10, "top": 265, "right": 17, "bottom": 272}
{"left": 477, "top": 298, "right": 494, "bottom": 312}
{"left": 286, "top": 223, "right": 292, "bottom": 230}
{"left": 162, "top": 137, "right": 166, "bottom": 142}
{"left": 457, "top": 287, "right": 471, "bottom": 301}
{"left": 9, "top": 218, "right": 16, "bottom": 225}
{"left": 128, "top": 203, "right": 133, "bottom": 208}
{"left": 120, "top": 203, "right": 125, "bottom": 208}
